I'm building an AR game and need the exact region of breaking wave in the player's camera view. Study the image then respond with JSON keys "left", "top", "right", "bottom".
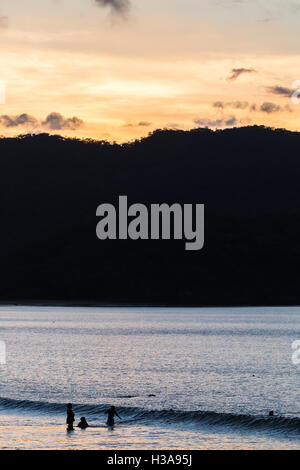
{"left": 0, "top": 396, "right": 299, "bottom": 435}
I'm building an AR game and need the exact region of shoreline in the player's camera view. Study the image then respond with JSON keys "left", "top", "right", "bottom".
{"left": 0, "top": 301, "right": 300, "bottom": 309}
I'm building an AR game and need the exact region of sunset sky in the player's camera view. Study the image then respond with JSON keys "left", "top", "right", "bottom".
{"left": 0, "top": 0, "right": 299, "bottom": 142}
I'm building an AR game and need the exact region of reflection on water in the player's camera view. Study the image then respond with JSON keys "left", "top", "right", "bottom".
{"left": 1, "top": 421, "right": 300, "bottom": 450}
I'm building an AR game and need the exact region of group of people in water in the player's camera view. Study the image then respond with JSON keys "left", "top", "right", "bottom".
{"left": 66, "top": 403, "right": 121, "bottom": 431}
{"left": 66, "top": 402, "right": 276, "bottom": 431}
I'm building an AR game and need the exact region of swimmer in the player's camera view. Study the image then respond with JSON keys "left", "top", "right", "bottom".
{"left": 78, "top": 417, "right": 89, "bottom": 429}
{"left": 105, "top": 406, "right": 121, "bottom": 426}
{"left": 66, "top": 403, "right": 75, "bottom": 431}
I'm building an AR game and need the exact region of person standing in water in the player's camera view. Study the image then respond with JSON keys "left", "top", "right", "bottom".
{"left": 105, "top": 406, "right": 121, "bottom": 426}
{"left": 66, "top": 403, "right": 75, "bottom": 431}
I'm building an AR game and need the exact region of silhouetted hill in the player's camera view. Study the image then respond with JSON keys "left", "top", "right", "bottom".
{"left": 1, "top": 125, "right": 300, "bottom": 305}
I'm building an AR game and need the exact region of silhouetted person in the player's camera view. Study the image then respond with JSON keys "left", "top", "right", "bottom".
{"left": 269, "top": 410, "right": 274, "bottom": 416}
{"left": 78, "top": 417, "right": 89, "bottom": 429}
{"left": 66, "top": 403, "right": 75, "bottom": 431}
{"left": 105, "top": 406, "right": 121, "bottom": 426}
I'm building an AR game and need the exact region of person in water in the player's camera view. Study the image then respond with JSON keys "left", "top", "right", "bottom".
{"left": 105, "top": 406, "right": 121, "bottom": 426}
{"left": 66, "top": 403, "right": 75, "bottom": 431}
{"left": 78, "top": 417, "right": 89, "bottom": 429}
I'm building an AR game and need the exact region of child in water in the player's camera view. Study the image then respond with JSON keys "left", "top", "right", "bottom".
{"left": 105, "top": 406, "right": 121, "bottom": 426}
{"left": 78, "top": 417, "right": 89, "bottom": 429}
{"left": 66, "top": 403, "right": 75, "bottom": 431}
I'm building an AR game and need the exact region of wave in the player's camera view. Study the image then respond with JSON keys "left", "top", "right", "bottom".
{"left": 0, "top": 396, "right": 300, "bottom": 435}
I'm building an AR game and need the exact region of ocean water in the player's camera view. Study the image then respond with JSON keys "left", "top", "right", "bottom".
{"left": 0, "top": 306, "right": 299, "bottom": 450}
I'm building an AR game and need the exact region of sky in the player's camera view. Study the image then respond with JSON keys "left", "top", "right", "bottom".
{"left": 0, "top": 0, "right": 299, "bottom": 142}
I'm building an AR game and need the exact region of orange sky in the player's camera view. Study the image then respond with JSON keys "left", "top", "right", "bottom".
{"left": 0, "top": 0, "right": 299, "bottom": 142}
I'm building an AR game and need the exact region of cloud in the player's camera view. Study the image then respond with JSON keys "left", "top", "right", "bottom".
{"left": 166, "top": 123, "right": 182, "bottom": 129}
{"left": 259, "top": 102, "right": 292, "bottom": 113}
{"left": 93, "top": 0, "right": 130, "bottom": 15}
{"left": 213, "top": 101, "right": 249, "bottom": 110}
{"left": 260, "top": 102, "right": 281, "bottom": 113}
{"left": 212, "top": 100, "right": 292, "bottom": 114}
{"left": 123, "top": 121, "right": 151, "bottom": 127}
{"left": 267, "top": 86, "right": 293, "bottom": 97}
{"left": 194, "top": 116, "right": 238, "bottom": 128}
{"left": 42, "top": 112, "right": 83, "bottom": 130}
{"left": 227, "top": 68, "right": 256, "bottom": 81}
{"left": 225, "top": 117, "right": 238, "bottom": 126}
{"left": 228, "top": 101, "right": 249, "bottom": 109}
{"left": 260, "top": 102, "right": 292, "bottom": 113}
{"left": 138, "top": 121, "right": 151, "bottom": 127}
{"left": 0, "top": 112, "right": 84, "bottom": 130}
{"left": 0, "top": 114, "right": 38, "bottom": 128}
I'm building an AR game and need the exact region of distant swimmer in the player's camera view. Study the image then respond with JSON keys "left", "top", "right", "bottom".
{"left": 78, "top": 417, "right": 89, "bottom": 429}
{"left": 105, "top": 406, "right": 121, "bottom": 426}
{"left": 66, "top": 403, "right": 75, "bottom": 431}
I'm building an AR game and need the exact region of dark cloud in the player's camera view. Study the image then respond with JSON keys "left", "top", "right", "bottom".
{"left": 259, "top": 102, "right": 292, "bottom": 113}
{"left": 213, "top": 101, "right": 249, "bottom": 110}
{"left": 138, "top": 121, "right": 151, "bottom": 127}
{"left": 93, "top": 0, "right": 130, "bottom": 15}
{"left": 267, "top": 86, "right": 293, "bottom": 97}
{"left": 213, "top": 101, "right": 225, "bottom": 110}
{"left": 194, "top": 118, "right": 224, "bottom": 127}
{"left": 212, "top": 100, "right": 292, "bottom": 114}
{"left": 228, "top": 101, "right": 249, "bottom": 109}
{"left": 0, "top": 114, "right": 38, "bottom": 128}
{"left": 194, "top": 116, "right": 238, "bottom": 128}
{"left": 260, "top": 102, "right": 281, "bottom": 113}
{"left": 42, "top": 113, "right": 83, "bottom": 130}
{"left": 0, "top": 112, "right": 84, "bottom": 130}
{"left": 227, "top": 68, "right": 256, "bottom": 81}
{"left": 225, "top": 117, "right": 238, "bottom": 126}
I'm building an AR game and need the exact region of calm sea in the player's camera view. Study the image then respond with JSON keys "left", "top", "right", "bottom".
{"left": 0, "top": 306, "right": 299, "bottom": 449}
